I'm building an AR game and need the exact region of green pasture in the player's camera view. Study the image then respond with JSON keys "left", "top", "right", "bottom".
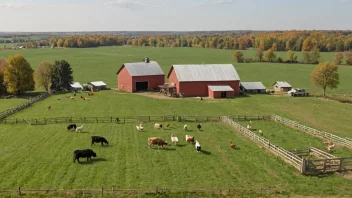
{"left": 0, "top": 98, "right": 28, "bottom": 111}
{"left": 9, "top": 91, "right": 352, "bottom": 139}
{"left": 0, "top": 122, "right": 351, "bottom": 196}
{"left": 0, "top": 47, "right": 350, "bottom": 94}
{"left": 237, "top": 120, "right": 352, "bottom": 157}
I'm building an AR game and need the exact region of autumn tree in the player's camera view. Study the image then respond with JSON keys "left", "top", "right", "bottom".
{"left": 310, "top": 46, "right": 321, "bottom": 64}
{"left": 3, "top": 55, "right": 35, "bottom": 95}
{"left": 232, "top": 50, "right": 244, "bottom": 63}
{"left": 344, "top": 51, "right": 352, "bottom": 65}
{"left": 334, "top": 53, "right": 344, "bottom": 65}
{"left": 255, "top": 48, "right": 263, "bottom": 62}
{"left": 34, "top": 62, "right": 54, "bottom": 92}
{"left": 0, "top": 59, "right": 6, "bottom": 95}
{"left": 311, "top": 62, "right": 339, "bottom": 97}
{"left": 50, "top": 60, "right": 73, "bottom": 91}
{"left": 263, "top": 48, "right": 276, "bottom": 62}
{"left": 286, "top": 50, "right": 297, "bottom": 63}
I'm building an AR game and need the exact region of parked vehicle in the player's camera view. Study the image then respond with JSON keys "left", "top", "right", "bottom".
{"left": 287, "top": 88, "right": 309, "bottom": 97}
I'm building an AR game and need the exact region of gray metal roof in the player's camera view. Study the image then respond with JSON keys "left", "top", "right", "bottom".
{"left": 273, "top": 81, "right": 292, "bottom": 88}
{"left": 208, "top": 85, "right": 234, "bottom": 92}
{"left": 121, "top": 61, "right": 164, "bottom": 76}
{"left": 171, "top": 64, "right": 240, "bottom": 82}
{"left": 241, "top": 82, "right": 266, "bottom": 90}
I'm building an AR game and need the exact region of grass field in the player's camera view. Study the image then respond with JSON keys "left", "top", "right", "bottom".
{"left": 0, "top": 47, "right": 351, "bottom": 94}
{"left": 1, "top": 122, "right": 352, "bottom": 196}
{"left": 237, "top": 120, "right": 352, "bottom": 157}
{"left": 0, "top": 98, "right": 28, "bottom": 111}
{"left": 9, "top": 91, "right": 352, "bottom": 138}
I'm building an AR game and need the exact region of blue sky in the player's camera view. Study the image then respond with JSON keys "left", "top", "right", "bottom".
{"left": 0, "top": 0, "right": 351, "bottom": 31}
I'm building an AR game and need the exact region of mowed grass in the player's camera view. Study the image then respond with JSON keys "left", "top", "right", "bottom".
{"left": 0, "top": 47, "right": 351, "bottom": 93}
{"left": 0, "top": 122, "right": 352, "bottom": 196}
{"left": 0, "top": 98, "right": 28, "bottom": 111}
{"left": 10, "top": 91, "right": 352, "bottom": 138}
{"left": 237, "top": 120, "right": 352, "bottom": 157}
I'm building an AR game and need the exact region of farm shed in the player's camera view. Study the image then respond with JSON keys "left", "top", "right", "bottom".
{"left": 70, "top": 82, "right": 83, "bottom": 91}
{"left": 240, "top": 82, "right": 266, "bottom": 94}
{"left": 208, "top": 85, "right": 235, "bottom": 99}
{"left": 88, "top": 81, "right": 107, "bottom": 91}
{"left": 167, "top": 64, "right": 240, "bottom": 97}
{"left": 117, "top": 60, "right": 165, "bottom": 93}
{"left": 273, "top": 81, "right": 292, "bottom": 92}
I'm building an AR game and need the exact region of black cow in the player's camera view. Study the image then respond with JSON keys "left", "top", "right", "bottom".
{"left": 91, "top": 136, "right": 109, "bottom": 146}
{"left": 73, "top": 149, "right": 97, "bottom": 163}
{"left": 197, "top": 123, "right": 202, "bottom": 131}
{"left": 116, "top": 117, "right": 120, "bottom": 123}
{"left": 67, "top": 124, "right": 77, "bottom": 131}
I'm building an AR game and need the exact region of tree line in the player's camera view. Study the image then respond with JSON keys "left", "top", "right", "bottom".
{"left": 24, "top": 31, "right": 352, "bottom": 52}
{"left": 0, "top": 55, "right": 73, "bottom": 96}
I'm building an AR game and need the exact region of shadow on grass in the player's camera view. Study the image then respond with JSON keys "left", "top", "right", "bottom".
{"left": 175, "top": 144, "right": 187, "bottom": 147}
{"left": 151, "top": 147, "right": 176, "bottom": 151}
{"left": 77, "top": 158, "right": 107, "bottom": 164}
{"left": 76, "top": 132, "right": 90, "bottom": 134}
{"left": 201, "top": 150, "right": 212, "bottom": 155}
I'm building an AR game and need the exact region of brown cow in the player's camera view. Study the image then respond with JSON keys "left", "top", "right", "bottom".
{"left": 148, "top": 137, "right": 167, "bottom": 149}
{"left": 185, "top": 135, "right": 194, "bottom": 143}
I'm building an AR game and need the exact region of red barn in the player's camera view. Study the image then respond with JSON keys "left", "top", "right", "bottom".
{"left": 167, "top": 64, "right": 240, "bottom": 98}
{"left": 117, "top": 61, "right": 165, "bottom": 92}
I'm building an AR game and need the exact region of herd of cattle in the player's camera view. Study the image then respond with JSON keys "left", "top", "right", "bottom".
{"left": 67, "top": 122, "right": 210, "bottom": 163}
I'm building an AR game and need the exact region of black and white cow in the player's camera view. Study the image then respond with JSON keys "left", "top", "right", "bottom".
{"left": 67, "top": 124, "right": 77, "bottom": 131}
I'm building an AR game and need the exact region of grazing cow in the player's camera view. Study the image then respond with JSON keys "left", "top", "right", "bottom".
{"left": 76, "top": 125, "right": 84, "bottom": 133}
{"left": 185, "top": 135, "right": 194, "bottom": 143}
{"left": 116, "top": 117, "right": 120, "bottom": 123}
{"left": 148, "top": 137, "right": 167, "bottom": 149}
{"left": 154, "top": 123, "right": 163, "bottom": 130}
{"left": 195, "top": 141, "right": 201, "bottom": 153}
{"left": 47, "top": 105, "right": 51, "bottom": 110}
{"left": 67, "top": 124, "right": 77, "bottom": 131}
{"left": 171, "top": 134, "right": 178, "bottom": 145}
{"left": 73, "top": 149, "right": 97, "bottom": 163}
{"left": 166, "top": 123, "right": 170, "bottom": 128}
{"left": 91, "top": 136, "right": 109, "bottom": 146}
{"left": 184, "top": 125, "right": 188, "bottom": 131}
{"left": 229, "top": 140, "right": 236, "bottom": 149}
{"left": 197, "top": 124, "right": 202, "bottom": 131}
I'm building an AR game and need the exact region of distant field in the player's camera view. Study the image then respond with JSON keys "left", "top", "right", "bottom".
{"left": 0, "top": 122, "right": 351, "bottom": 196}
{"left": 0, "top": 47, "right": 350, "bottom": 94}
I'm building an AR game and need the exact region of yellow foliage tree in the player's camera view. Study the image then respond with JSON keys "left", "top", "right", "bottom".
{"left": 311, "top": 62, "right": 339, "bottom": 97}
{"left": 0, "top": 59, "right": 6, "bottom": 95}
{"left": 34, "top": 62, "right": 53, "bottom": 92}
{"left": 4, "top": 55, "right": 35, "bottom": 95}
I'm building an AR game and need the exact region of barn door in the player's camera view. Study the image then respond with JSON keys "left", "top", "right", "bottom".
{"left": 136, "top": 81, "right": 148, "bottom": 92}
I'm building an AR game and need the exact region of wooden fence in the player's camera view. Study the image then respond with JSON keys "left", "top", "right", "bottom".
{"left": 0, "top": 186, "right": 283, "bottom": 197}
{"left": 0, "top": 93, "right": 50, "bottom": 120}
{"left": 221, "top": 116, "right": 303, "bottom": 172}
{"left": 271, "top": 115, "right": 352, "bottom": 148}
{"left": 302, "top": 157, "right": 352, "bottom": 174}
{"left": 0, "top": 115, "right": 271, "bottom": 125}
{"left": 309, "top": 146, "right": 336, "bottom": 159}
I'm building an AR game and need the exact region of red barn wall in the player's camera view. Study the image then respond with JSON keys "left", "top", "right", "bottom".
{"left": 117, "top": 66, "right": 133, "bottom": 92}
{"left": 208, "top": 89, "right": 235, "bottom": 99}
{"left": 132, "top": 75, "right": 165, "bottom": 92}
{"left": 167, "top": 68, "right": 180, "bottom": 93}
{"left": 179, "top": 81, "right": 240, "bottom": 97}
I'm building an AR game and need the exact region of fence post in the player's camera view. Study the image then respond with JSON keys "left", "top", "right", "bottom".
{"left": 124, "top": 116, "right": 125, "bottom": 124}
{"left": 55, "top": 118, "right": 57, "bottom": 124}
{"left": 111, "top": 116, "right": 112, "bottom": 123}
{"left": 102, "top": 187, "right": 104, "bottom": 195}
{"left": 18, "top": 186, "right": 21, "bottom": 195}
{"left": 112, "top": 186, "right": 114, "bottom": 192}
{"left": 16, "top": 118, "right": 17, "bottom": 124}
{"left": 156, "top": 186, "right": 158, "bottom": 194}
{"left": 36, "top": 119, "right": 38, "bottom": 124}
{"left": 96, "top": 117, "right": 98, "bottom": 123}
{"left": 149, "top": 116, "right": 150, "bottom": 122}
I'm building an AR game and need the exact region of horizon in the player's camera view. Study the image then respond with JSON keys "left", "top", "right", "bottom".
{"left": 0, "top": 0, "right": 351, "bottom": 32}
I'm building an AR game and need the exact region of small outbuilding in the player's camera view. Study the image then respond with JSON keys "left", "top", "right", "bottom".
{"left": 208, "top": 85, "right": 235, "bottom": 99}
{"left": 117, "top": 58, "right": 165, "bottom": 93}
{"left": 70, "top": 82, "right": 83, "bottom": 92}
{"left": 88, "top": 81, "right": 107, "bottom": 91}
{"left": 240, "top": 82, "right": 266, "bottom": 94}
{"left": 273, "top": 81, "right": 292, "bottom": 92}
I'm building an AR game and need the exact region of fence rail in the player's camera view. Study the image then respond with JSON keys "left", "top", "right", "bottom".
{"left": 221, "top": 116, "right": 303, "bottom": 171}
{"left": 271, "top": 115, "right": 352, "bottom": 148}
{"left": 0, "top": 93, "right": 51, "bottom": 120}
{"left": 0, "top": 115, "right": 271, "bottom": 125}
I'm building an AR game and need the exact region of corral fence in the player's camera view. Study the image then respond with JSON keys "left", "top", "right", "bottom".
{"left": 271, "top": 114, "right": 352, "bottom": 148}
{"left": 0, "top": 93, "right": 51, "bottom": 120}
{"left": 221, "top": 116, "right": 303, "bottom": 172}
{"left": 0, "top": 186, "right": 285, "bottom": 197}
{"left": 0, "top": 115, "right": 271, "bottom": 125}
{"left": 221, "top": 116, "right": 352, "bottom": 175}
